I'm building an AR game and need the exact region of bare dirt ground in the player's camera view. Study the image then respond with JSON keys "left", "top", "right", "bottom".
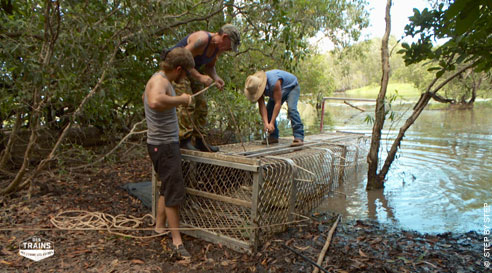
{"left": 0, "top": 151, "right": 485, "bottom": 272}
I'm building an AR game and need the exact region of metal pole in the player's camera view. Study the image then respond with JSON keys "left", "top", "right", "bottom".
{"left": 322, "top": 97, "right": 376, "bottom": 102}
{"left": 320, "top": 98, "right": 326, "bottom": 132}
{"left": 320, "top": 97, "right": 376, "bottom": 132}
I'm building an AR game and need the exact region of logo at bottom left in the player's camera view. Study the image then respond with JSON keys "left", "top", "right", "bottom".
{"left": 19, "top": 236, "right": 54, "bottom": 261}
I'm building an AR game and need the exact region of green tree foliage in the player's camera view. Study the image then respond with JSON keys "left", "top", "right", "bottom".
{"left": 325, "top": 36, "right": 406, "bottom": 91}
{"left": 296, "top": 53, "right": 334, "bottom": 103}
{"left": 441, "top": 69, "right": 491, "bottom": 104}
{"left": 0, "top": 0, "right": 369, "bottom": 192}
{"left": 0, "top": 0, "right": 369, "bottom": 133}
{"left": 366, "top": 0, "right": 491, "bottom": 189}
{"left": 399, "top": 0, "right": 492, "bottom": 77}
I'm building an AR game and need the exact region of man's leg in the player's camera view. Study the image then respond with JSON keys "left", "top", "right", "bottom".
{"left": 165, "top": 203, "right": 191, "bottom": 259}
{"left": 164, "top": 204, "right": 183, "bottom": 246}
{"left": 157, "top": 143, "right": 190, "bottom": 258}
{"left": 286, "top": 85, "right": 304, "bottom": 141}
{"left": 155, "top": 195, "right": 167, "bottom": 234}
{"left": 190, "top": 78, "right": 219, "bottom": 152}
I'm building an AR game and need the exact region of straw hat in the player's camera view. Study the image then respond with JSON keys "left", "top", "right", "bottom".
{"left": 244, "top": 71, "right": 267, "bottom": 102}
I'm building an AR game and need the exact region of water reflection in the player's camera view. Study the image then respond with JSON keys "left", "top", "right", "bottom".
{"left": 367, "top": 188, "right": 396, "bottom": 224}
{"left": 279, "top": 99, "right": 492, "bottom": 233}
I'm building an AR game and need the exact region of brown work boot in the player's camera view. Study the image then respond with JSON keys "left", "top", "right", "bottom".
{"left": 262, "top": 136, "right": 279, "bottom": 145}
{"left": 290, "top": 138, "right": 304, "bottom": 147}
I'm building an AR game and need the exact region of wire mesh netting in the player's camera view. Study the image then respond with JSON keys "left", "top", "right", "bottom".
{"left": 152, "top": 134, "right": 369, "bottom": 252}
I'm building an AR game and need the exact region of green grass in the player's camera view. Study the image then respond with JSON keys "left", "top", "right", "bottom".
{"left": 345, "top": 82, "right": 421, "bottom": 99}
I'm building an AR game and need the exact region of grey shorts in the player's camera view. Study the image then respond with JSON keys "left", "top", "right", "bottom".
{"left": 147, "top": 142, "right": 185, "bottom": 207}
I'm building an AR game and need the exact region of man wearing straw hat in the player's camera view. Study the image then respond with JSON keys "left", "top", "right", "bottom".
{"left": 170, "top": 24, "right": 241, "bottom": 152}
{"left": 244, "top": 70, "right": 304, "bottom": 147}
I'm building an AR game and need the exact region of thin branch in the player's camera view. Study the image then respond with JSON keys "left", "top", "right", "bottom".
{"left": 121, "top": 0, "right": 223, "bottom": 43}
{"left": 94, "top": 6, "right": 121, "bottom": 26}
{"left": 20, "top": 40, "right": 123, "bottom": 189}
{"left": 429, "top": 92, "right": 455, "bottom": 104}
{"left": 226, "top": 104, "right": 246, "bottom": 152}
{"left": 343, "top": 101, "right": 365, "bottom": 112}
{"left": 282, "top": 243, "right": 330, "bottom": 273}
{"left": 70, "top": 119, "right": 146, "bottom": 170}
{"left": 1, "top": 113, "right": 39, "bottom": 194}
{"left": 0, "top": 32, "right": 44, "bottom": 40}
{"left": 430, "top": 63, "right": 476, "bottom": 95}
{"left": 378, "top": 62, "right": 476, "bottom": 180}
{"left": 313, "top": 215, "right": 341, "bottom": 273}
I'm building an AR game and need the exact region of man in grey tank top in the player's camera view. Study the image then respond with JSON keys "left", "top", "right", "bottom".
{"left": 143, "top": 47, "right": 193, "bottom": 259}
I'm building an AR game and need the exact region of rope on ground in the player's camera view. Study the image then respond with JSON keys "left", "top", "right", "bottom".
{"left": 40, "top": 210, "right": 313, "bottom": 238}
{"left": 50, "top": 210, "right": 164, "bottom": 239}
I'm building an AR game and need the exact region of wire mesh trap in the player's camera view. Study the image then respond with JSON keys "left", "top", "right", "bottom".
{"left": 151, "top": 133, "right": 369, "bottom": 253}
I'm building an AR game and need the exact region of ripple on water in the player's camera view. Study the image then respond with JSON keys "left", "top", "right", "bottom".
{"left": 314, "top": 106, "right": 492, "bottom": 233}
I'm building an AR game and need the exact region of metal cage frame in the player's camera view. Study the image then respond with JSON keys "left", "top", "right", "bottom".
{"left": 152, "top": 134, "right": 368, "bottom": 253}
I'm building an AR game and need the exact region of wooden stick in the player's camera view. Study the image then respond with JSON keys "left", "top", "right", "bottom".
{"left": 281, "top": 244, "right": 330, "bottom": 273}
{"left": 70, "top": 119, "right": 146, "bottom": 170}
{"left": 313, "top": 215, "right": 341, "bottom": 273}
{"left": 191, "top": 82, "right": 217, "bottom": 97}
{"left": 343, "top": 100, "right": 365, "bottom": 112}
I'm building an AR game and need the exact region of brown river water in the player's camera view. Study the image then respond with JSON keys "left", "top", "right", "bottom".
{"left": 278, "top": 100, "right": 491, "bottom": 233}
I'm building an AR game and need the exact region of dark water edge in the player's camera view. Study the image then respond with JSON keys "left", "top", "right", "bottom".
{"left": 274, "top": 101, "right": 492, "bottom": 235}
{"left": 305, "top": 213, "right": 488, "bottom": 273}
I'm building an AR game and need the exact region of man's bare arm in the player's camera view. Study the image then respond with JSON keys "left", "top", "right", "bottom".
{"left": 205, "top": 58, "right": 224, "bottom": 89}
{"left": 146, "top": 78, "right": 190, "bottom": 111}
{"left": 257, "top": 95, "right": 269, "bottom": 126}
{"left": 184, "top": 31, "right": 213, "bottom": 85}
{"left": 268, "top": 80, "right": 283, "bottom": 127}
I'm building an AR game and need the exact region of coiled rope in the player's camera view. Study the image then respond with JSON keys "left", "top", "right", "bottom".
{"left": 43, "top": 210, "right": 311, "bottom": 239}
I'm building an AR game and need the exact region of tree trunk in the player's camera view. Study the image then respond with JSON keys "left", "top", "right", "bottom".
{"left": 366, "top": 0, "right": 392, "bottom": 190}
{"left": 1, "top": 1, "right": 60, "bottom": 195}
{"left": 0, "top": 112, "right": 22, "bottom": 170}
{"left": 377, "top": 63, "right": 475, "bottom": 181}
{"left": 467, "top": 76, "right": 481, "bottom": 105}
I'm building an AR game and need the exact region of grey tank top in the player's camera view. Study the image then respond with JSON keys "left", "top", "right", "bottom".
{"left": 144, "top": 72, "right": 179, "bottom": 145}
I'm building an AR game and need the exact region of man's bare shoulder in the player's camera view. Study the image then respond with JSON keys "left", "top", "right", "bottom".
{"left": 146, "top": 74, "right": 170, "bottom": 94}
{"left": 189, "top": 30, "right": 209, "bottom": 41}
{"left": 187, "top": 31, "right": 210, "bottom": 53}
